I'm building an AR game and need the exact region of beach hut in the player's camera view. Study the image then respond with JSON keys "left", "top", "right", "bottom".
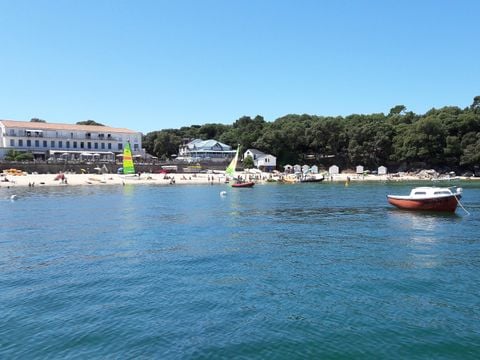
{"left": 310, "top": 165, "right": 318, "bottom": 174}
{"left": 356, "top": 165, "right": 364, "bottom": 174}
{"left": 329, "top": 165, "right": 339, "bottom": 175}
{"left": 294, "top": 164, "right": 302, "bottom": 173}
{"left": 378, "top": 166, "right": 387, "bottom": 175}
{"left": 302, "top": 165, "right": 310, "bottom": 174}
{"left": 284, "top": 164, "right": 293, "bottom": 173}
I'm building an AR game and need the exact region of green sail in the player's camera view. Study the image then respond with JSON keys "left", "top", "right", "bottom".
{"left": 226, "top": 147, "right": 239, "bottom": 177}
{"left": 123, "top": 142, "right": 135, "bottom": 175}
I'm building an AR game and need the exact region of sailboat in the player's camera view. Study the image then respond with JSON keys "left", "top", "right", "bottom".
{"left": 122, "top": 141, "right": 136, "bottom": 177}
{"left": 226, "top": 146, "right": 255, "bottom": 188}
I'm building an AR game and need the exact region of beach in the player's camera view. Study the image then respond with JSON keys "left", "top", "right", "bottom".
{"left": 0, "top": 170, "right": 477, "bottom": 188}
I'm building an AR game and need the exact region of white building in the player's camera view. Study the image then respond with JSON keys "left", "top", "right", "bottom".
{"left": 178, "top": 139, "right": 235, "bottom": 161}
{"left": 0, "top": 119, "right": 142, "bottom": 160}
{"left": 329, "top": 165, "right": 339, "bottom": 175}
{"left": 244, "top": 149, "right": 276, "bottom": 171}
{"left": 378, "top": 166, "right": 388, "bottom": 175}
{"left": 356, "top": 165, "right": 364, "bottom": 174}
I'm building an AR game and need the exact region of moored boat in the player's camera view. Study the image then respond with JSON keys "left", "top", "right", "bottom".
{"left": 300, "top": 175, "right": 325, "bottom": 183}
{"left": 387, "top": 186, "right": 462, "bottom": 212}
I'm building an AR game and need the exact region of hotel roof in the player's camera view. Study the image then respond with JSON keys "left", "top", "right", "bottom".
{"left": 0, "top": 119, "right": 140, "bottom": 134}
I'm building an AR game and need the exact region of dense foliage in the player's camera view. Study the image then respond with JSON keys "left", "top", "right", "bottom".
{"left": 76, "top": 120, "right": 105, "bottom": 126}
{"left": 143, "top": 97, "right": 480, "bottom": 171}
{"left": 5, "top": 150, "right": 34, "bottom": 161}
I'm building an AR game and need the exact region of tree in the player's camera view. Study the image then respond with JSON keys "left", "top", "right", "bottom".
{"left": 30, "top": 118, "right": 46, "bottom": 122}
{"left": 4, "top": 150, "right": 34, "bottom": 161}
{"left": 470, "top": 95, "right": 480, "bottom": 112}
{"left": 389, "top": 105, "right": 406, "bottom": 116}
{"left": 76, "top": 120, "right": 105, "bottom": 126}
{"left": 243, "top": 155, "right": 254, "bottom": 169}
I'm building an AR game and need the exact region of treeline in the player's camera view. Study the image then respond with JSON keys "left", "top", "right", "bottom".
{"left": 143, "top": 96, "right": 480, "bottom": 171}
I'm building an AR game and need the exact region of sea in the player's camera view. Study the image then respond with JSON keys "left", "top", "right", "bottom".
{"left": 1, "top": 181, "right": 480, "bottom": 359}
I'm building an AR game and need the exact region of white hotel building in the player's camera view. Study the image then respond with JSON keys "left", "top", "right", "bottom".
{"left": 0, "top": 119, "right": 143, "bottom": 161}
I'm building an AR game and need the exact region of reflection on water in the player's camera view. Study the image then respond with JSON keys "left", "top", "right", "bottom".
{"left": 1, "top": 182, "right": 480, "bottom": 358}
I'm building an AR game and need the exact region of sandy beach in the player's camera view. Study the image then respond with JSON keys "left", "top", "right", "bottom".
{"left": 0, "top": 170, "right": 476, "bottom": 189}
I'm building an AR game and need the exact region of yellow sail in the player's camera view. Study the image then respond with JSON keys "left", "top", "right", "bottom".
{"left": 123, "top": 142, "right": 135, "bottom": 175}
{"left": 226, "top": 147, "right": 239, "bottom": 177}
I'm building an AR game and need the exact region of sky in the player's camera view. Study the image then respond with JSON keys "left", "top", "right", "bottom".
{"left": 0, "top": 0, "right": 479, "bottom": 133}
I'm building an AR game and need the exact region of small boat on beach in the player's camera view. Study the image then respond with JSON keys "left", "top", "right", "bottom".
{"left": 387, "top": 186, "right": 462, "bottom": 212}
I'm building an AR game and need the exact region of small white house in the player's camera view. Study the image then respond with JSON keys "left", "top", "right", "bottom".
{"left": 356, "top": 165, "right": 364, "bottom": 174}
{"left": 329, "top": 165, "right": 339, "bottom": 175}
{"left": 293, "top": 164, "right": 302, "bottom": 173}
{"left": 302, "top": 165, "right": 310, "bottom": 173}
{"left": 310, "top": 165, "right": 318, "bottom": 174}
{"left": 284, "top": 164, "right": 293, "bottom": 173}
{"left": 244, "top": 148, "right": 276, "bottom": 172}
{"left": 378, "top": 166, "right": 387, "bottom": 175}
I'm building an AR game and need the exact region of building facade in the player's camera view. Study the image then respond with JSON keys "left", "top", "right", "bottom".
{"left": 244, "top": 149, "right": 277, "bottom": 172}
{"left": 178, "top": 139, "right": 236, "bottom": 161}
{"left": 0, "top": 119, "right": 143, "bottom": 161}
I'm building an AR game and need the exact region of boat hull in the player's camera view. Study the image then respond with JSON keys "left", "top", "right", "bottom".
{"left": 300, "top": 178, "right": 324, "bottom": 183}
{"left": 387, "top": 195, "right": 460, "bottom": 212}
{"left": 231, "top": 182, "right": 255, "bottom": 188}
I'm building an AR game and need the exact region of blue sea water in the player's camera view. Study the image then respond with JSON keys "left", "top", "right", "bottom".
{"left": 1, "top": 181, "right": 480, "bottom": 359}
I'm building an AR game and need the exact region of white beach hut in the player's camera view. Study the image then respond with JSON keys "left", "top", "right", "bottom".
{"left": 302, "top": 165, "right": 310, "bottom": 174}
{"left": 310, "top": 165, "right": 318, "bottom": 174}
{"left": 294, "top": 164, "right": 302, "bottom": 173}
{"left": 284, "top": 164, "right": 293, "bottom": 173}
{"left": 378, "top": 166, "right": 387, "bottom": 175}
{"left": 329, "top": 165, "right": 339, "bottom": 175}
{"left": 356, "top": 165, "right": 364, "bottom": 174}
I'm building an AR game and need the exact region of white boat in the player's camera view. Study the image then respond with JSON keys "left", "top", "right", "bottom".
{"left": 387, "top": 187, "right": 462, "bottom": 212}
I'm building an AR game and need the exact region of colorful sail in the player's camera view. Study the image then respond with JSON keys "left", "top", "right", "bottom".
{"left": 226, "top": 147, "right": 239, "bottom": 177}
{"left": 123, "top": 141, "right": 135, "bottom": 175}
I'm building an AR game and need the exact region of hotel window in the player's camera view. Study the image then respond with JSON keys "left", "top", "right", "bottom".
{"left": 43, "top": 140, "right": 47, "bottom": 147}
{"left": 94, "top": 143, "right": 98, "bottom": 149}
{"left": 58, "top": 141, "right": 62, "bottom": 148}
{"left": 19, "top": 139, "right": 23, "bottom": 146}
{"left": 134, "top": 144, "right": 139, "bottom": 151}
{"left": 108, "top": 143, "right": 112, "bottom": 150}
{"left": 9, "top": 129, "right": 15, "bottom": 136}
{"left": 51, "top": 141, "right": 55, "bottom": 147}
{"left": 101, "top": 143, "right": 105, "bottom": 149}
{"left": 118, "top": 143, "right": 123, "bottom": 150}
{"left": 87, "top": 142, "right": 91, "bottom": 149}
{"left": 73, "top": 141, "right": 77, "bottom": 148}
{"left": 10, "top": 139, "right": 15, "bottom": 146}
{"left": 27, "top": 140, "right": 31, "bottom": 147}
{"left": 35, "top": 140, "right": 40, "bottom": 147}
{"left": 71, "top": 132, "right": 74, "bottom": 139}
{"left": 66, "top": 141, "right": 70, "bottom": 149}
{"left": 80, "top": 142, "right": 84, "bottom": 149}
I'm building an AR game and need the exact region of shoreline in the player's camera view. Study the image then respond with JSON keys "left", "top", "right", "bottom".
{"left": 1, "top": 172, "right": 478, "bottom": 189}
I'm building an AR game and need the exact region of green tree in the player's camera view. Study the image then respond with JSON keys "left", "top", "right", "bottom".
{"left": 76, "top": 120, "right": 105, "bottom": 126}
{"left": 5, "top": 150, "right": 34, "bottom": 161}
{"left": 243, "top": 155, "right": 254, "bottom": 169}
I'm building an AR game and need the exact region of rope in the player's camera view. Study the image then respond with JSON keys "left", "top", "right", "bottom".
{"left": 455, "top": 195, "right": 470, "bottom": 215}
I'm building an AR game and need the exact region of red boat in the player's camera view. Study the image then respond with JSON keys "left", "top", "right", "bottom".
{"left": 231, "top": 181, "right": 255, "bottom": 188}
{"left": 387, "top": 187, "right": 462, "bottom": 212}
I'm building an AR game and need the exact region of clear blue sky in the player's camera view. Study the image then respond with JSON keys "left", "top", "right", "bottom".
{"left": 0, "top": 0, "right": 478, "bottom": 133}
